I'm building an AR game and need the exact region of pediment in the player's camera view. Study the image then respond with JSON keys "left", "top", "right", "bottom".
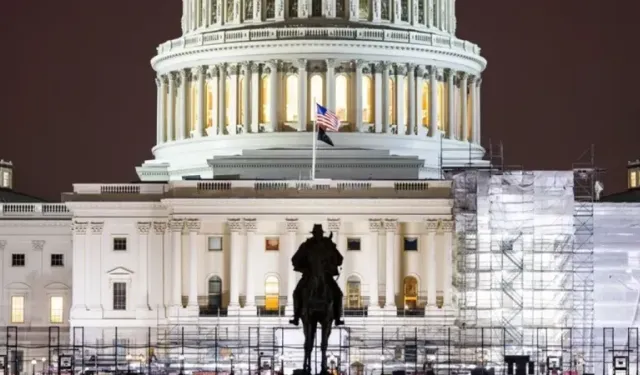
{"left": 44, "top": 282, "right": 70, "bottom": 290}
{"left": 106, "top": 267, "right": 134, "bottom": 276}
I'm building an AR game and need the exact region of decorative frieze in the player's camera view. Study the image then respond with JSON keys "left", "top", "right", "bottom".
{"left": 327, "top": 218, "right": 341, "bottom": 232}
{"left": 153, "top": 222, "right": 167, "bottom": 235}
{"left": 228, "top": 218, "right": 244, "bottom": 232}
{"left": 169, "top": 219, "right": 184, "bottom": 232}
{"left": 90, "top": 222, "right": 104, "bottom": 235}
{"left": 369, "top": 219, "right": 383, "bottom": 232}
{"left": 32, "top": 240, "right": 45, "bottom": 251}
{"left": 243, "top": 218, "right": 257, "bottom": 232}
{"left": 185, "top": 219, "right": 201, "bottom": 232}
{"left": 384, "top": 218, "right": 398, "bottom": 232}
{"left": 286, "top": 218, "right": 299, "bottom": 232}
{"left": 73, "top": 222, "right": 88, "bottom": 235}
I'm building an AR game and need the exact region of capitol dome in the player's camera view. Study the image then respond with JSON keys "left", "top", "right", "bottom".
{"left": 137, "top": 0, "right": 487, "bottom": 181}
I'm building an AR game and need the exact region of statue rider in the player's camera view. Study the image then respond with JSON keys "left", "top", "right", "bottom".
{"left": 289, "top": 224, "right": 345, "bottom": 327}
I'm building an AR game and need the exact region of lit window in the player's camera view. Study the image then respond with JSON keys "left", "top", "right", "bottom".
{"left": 1, "top": 171, "right": 9, "bottom": 187}
{"left": 346, "top": 276, "right": 361, "bottom": 308}
{"left": 362, "top": 76, "right": 373, "bottom": 123}
{"left": 260, "top": 75, "right": 270, "bottom": 123}
{"left": 335, "top": 75, "right": 348, "bottom": 121}
{"left": 264, "top": 276, "right": 279, "bottom": 311}
{"left": 265, "top": 237, "right": 280, "bottom": 251}
{"left": 403, "top": 276, "right": 418, "bottom": 309}
{"left": 11, "top": 296, "right": 24, "bottom": 323}
{"left": 388, "top": 78, "right": 395, "bottom": 124}
{"left": 113, "top": 282, "right": 127, "bottom": 310}
{"left": 238, "top": 76, "right": 245, "bottom": 124}
{"left": 309, "top": 75, "right": 324, "bottom": 120}
{"left": 421, "top": 81, "right": 429, "bottom": 127}
{"left": 630, "top": 171, "right": 638, "bottom": 188}
{"left": 402, "top": 76, "right": 408, "bottom": 126}
{"left": 285, "top": 74, "right": 299, "bottom": 122}
{"left": 50, "top": 296, "right": 63, "bottom": 324}
{"left": 206, "top": 77, "right": 218, "bottom": 129}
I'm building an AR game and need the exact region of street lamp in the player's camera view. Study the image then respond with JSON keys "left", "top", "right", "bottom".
{"left": 31, "top": 359, "right": 36, "bottom": 375}
{"left": 178, "top": 354, "right": 185, "bottom": 375}
{"left": 40, "top": 357, "right": 46, "bottom": 375}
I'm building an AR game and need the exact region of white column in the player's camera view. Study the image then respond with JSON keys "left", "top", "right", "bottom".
{"left": 372, "top": 0, "right": 381, "bottom": 21}
{"left": 244, "top": 218, "right": 257, "bottom": 307}
{"left": 407, "top": 64, "right": 416, "bottom": 135}
{"left": 396, "top": 65, "right": 406, "bottom": 135}
{"left": 215, "top": 0, "right": 223, "bottom": 25}
{"left": 349, "top": 0, "right": 358, "bottom": 20}
{"left": 206, "top": 66, "right": 219, "bottom": 135}
{"left": 416, "top": 66, "right": 426, "bottom": 137}
{"left": 470, "top": 75, "right": 477, "bottom": 144}
{"left": 474, "top": 78, "right": 482, "bottom": 144}
{"left": 268, "top": 61, "right": 279, "bottom": 131}
{"left": 275, "top": 0, "right": 285, "bottom": 20}
{"left": 153, "top": 222, "right": 169, "bottom": 312}
{"left": 70, "top": 223, "right": 87, "bottom": 312}
{"left": 429, "top": 66, "right": 439, "bottom": 137}
{"left": 328, "top": 218, "right": 344, "bottom": 290}
{"left": 218, "top": 64, "right": 227, "bottom": 135}
{"left": 323, "top": 0, "right": 335, "bottom": 17}
{"left": 425, "top": 219, "right": 438, "bottom": 307}
{"left": 88, "top": 222, "right": 103, "bottom": 311}
{"left": 178, "top": 69, "right": 189, "bottom": 140}
{"left": 411, "top": 0, "right": 419, "bottom": 26}
{"left": 195, "top": 66, "right": 206, "bottom": 137}
{"left": 354, "top": 61, "right": 364, "bottom": 129}
{"left": 297, "top": 59, "right": 308, "bottom": 131}
{"left": 442, "top": 220, "right": 454, "bottom": 307}
{"left": 447, "top": 69, "right": 455, "bottom": 139}
{"left": 368, "top": 219, "right": 382, "bottom": 308}
{"left": 242, "top": 64, "right": 251, "bottom": 133}
{"left": 228, "top": 219, "right": 244, "bottom": 308}
{"left": 250, "top": 64, "right": 260, "bottom": 133}
{"left": 232, "top": 0, "right": 241, "bottom": 22}
{"left": 460, "top": 73, "right": 469, "bottom": 142}
{"left": 186, "top": 219, "right": 200, "bottom": 308}
{"left": 384, "top": 219, "right": 397, "bottom": 308}
{"left": 373, "top": 63, "right": 383, "bottom": 133}
{"left": 286, "top": 219, "right": 299, "bottom": 308}
{"left": 137, "top": 222, "right": 152, "bottom": 311}
{"left": 326, "top": 59, "right": 336, "bottom": 112}
{"left": 167, "top": 73, "right": 176, "bottom": 141}
{"left": 253, "top": 0, "right": 262, "bottom": 20}
{"left": 382, "top": 63, "right": 391, "bottom": 133}
{"left": 427, "top": 0, "right": 433, "bottom": 27}
{"left": 156, "top": 76, "right": 165, "bottom": 144}
{"left": 227, "top": 65, "right": 238, "bottom": 134}
{"left": 170, "top": 219, "right": 184, "bottom": 308}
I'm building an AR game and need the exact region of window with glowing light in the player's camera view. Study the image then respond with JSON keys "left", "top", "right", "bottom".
{"left": 206, "top": 78, "right": 217, "bottom": 130}
{"left": 421, "top": 81, "right": 429, "bottom": 127}
{"left": 260, "top": 75, "right": 270, "bottom": 123}
{"left": 402, "top": 76, "right": 408, "bottom": 127}
{"left": 50, "top": 296, "right": 63, "bottom": 324}
{"left": 388, "top": 78, "right": 395, "bottom": 124}
{"left": 11, "top": 296, "right": 24, "bottom": 323}
{"left": 403, "top": 276, "right": 418, "bottom": 309}
{"left": 264, "top": 276, "right": 280, "bottom": 311}
{"left": 309, "top": 75, "right": 324, "bottom": 120}
{"left": 285, "top": 75, "right": 299, "bottom": 122}
{"left": 239, "top": 77, "right": 245, "bottom": 125}
{"left": 346, "top": 276, "right": 362, "bottom": 308}
{"left": 631, "top": 171, "right": 638, "bottom": 188}
{"left": 335, "top": 75, "right": 348, "bottom": 121}
{"left": 362, "top": 76, "right": 373, "bottom": 123}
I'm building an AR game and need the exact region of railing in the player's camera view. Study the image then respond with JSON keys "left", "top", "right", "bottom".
{"left": 0, "top": 203, "right": 71, "bottom": 218}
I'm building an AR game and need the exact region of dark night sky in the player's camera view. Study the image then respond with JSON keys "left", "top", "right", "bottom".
{"left": 1, "top": 1, "right": 638, "bottom": 201}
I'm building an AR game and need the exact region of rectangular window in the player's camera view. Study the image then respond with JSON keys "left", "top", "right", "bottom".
{"left": 113, "top": 282, "right": 127, "bottom": 310}
{"left": 208, "top": 236, "right": 223, "bottom": 251}
{"left": 11, "top": 254, "right": 25, "bottom": 267}
{"left": 113, "top": 237, "right": 127, "bottom": 251}
{"left": 50, "top": 254, "right": 64, "bottom": 267}
{"left": 50, "top": 296, "right": 63, "bottom": 324}
{"left": 11, "top": 296, "right": 24, "bottom": 323}
{"left": 347, "top": 238, "right": 361, "bottom": 251}
{"left": 631, "top": 171, "right": 638, "bottom": 188}
{"left": 265, "top": 237, "right": 280, "bottom": 251}
{"left": 404, "top": 237, "right": 418, "bottom": 251}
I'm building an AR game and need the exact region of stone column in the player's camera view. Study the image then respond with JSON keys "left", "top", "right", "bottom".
{"left": 232, "top": 0, "right": 241, "bottom": 22}
{"left": 326, "top": 59, "right": 336, "bottom": 113}
{"left": 416, "top": 66, "right": 426, "bottom": 137}
{"left": 474, "top": 78, "right": 482, "bottom": 144}
{"left": 411, "top": 0, "right": 419, "bottom": 26}
{"left": 286, "top": 219, "right": 299, "bottom": 310}
{"left": 88, "top": 222, "right": 103, "bottom": 312}
{"left": 250, "top": 64, "right": 260, "bottom": 133}
{"left": 156, "top": 75, "right": 166, "bottom": 144}
{"left": 384, "top": 219, "right": 397, "bottom": 309}
{"left": 167, "top": 73, "right": 176, "bottom": 141}
{"left": 297, "top": 59, "right": 308, "bottom": 131}
{"left": 470, "top": 75, "right": 477, "bottom": 144}
{"left": 328, "top": 218, "right": 344, "bottom": 289}
{"left": 206, "top": 66, "right": 218, "bottom": 135}
{"left": 349, "top": 0, "right": 359, "bottom": 20}
{"left": 447, "top": 69, "right": 455, "bottom": 139}
{"left": 137, "top": 222, "right": 152, "bottom": 311}
{"left": 218, "top": 64, "right": 227, "bottom": 135}
{"left": 425, "top": 219, "right": 438, "bottom": 308}
{"left": 393, "top": 0, "right": 401, "bottom": 23}
{"left": 441, "top": 220, "right": 454, "bottom": 307}
{"left": 460, "top": 73, "right": 469, "bottom": 142}
{"left": 71, "top": 222, "right": 87, "bottom": 312}
{"left": 170, "top": 219, "right": 184, "bottom": 309}
{"left": 227, "top": 65, "right": 239, "bottom": 135}
{"left": 268, "top": 61, "right": 279, "bottom": 131}
{"left": 382, "top": 63, "right": 391, "bottom": 132}
{"left": 396, "top": 64, "right": 406, "bottom": 135}
{"left": 275, "top": 0, "right": 285, "bottom": 20}
{"left": 153, "top": 222, "right": 169, "bottom": 313}
{"left": 427, "top": 0, "right": 433, "bottom": 27}
{"left": 323, "top": 0, "right": 335, "bottom": 17}
{"left": 368, "top": 219, "right": 382, "bottom": 309}
{"left": 407, "top": 64, "right": 416, "bottom": 135}
{"left": 244, "top": 218, "right": 257, "bottom": 308}
{"left": 242, "top": 63, "right": 251, "bottom": 133}
{"left": 372, "top": 0, "right": 381, "bottom": 21}
{"left": 228, "top": 218, "right": 244, "bottom": 309}
{"left": 186, "top": 219, "right": 201, "bottom": 309}
{"left": 373, "top": 63, "right": 383, "bottom": 133}
{"left": 196, "top": 66, "right": 206, "bottom": 137}
{"left": 178, "top": 69, "right": 189, "bottom": 140}
{"left": 253, "top": 0, "right": 262, "bottom": 20}
{"left": 429, "top": 66, "right": 439, "bottom": 137}
{"left": 354, "top": 61, "right": 364, "bottom": 129}
{"left": 215, "top": 0, "right": 223, "bottom": 25}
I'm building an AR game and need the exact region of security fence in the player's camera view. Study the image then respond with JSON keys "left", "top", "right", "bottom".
{"left": 0, "top": 326, "right": 638, "bottom": 375}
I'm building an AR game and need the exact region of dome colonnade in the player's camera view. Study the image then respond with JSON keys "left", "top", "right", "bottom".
{"left": 154, "top": 61, "right": 481, "bottom": 145}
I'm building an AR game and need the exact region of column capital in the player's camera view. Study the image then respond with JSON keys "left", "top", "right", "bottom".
{"left": 207, "top": 65, "right": 219, "bottom": 79}
{"left": 243, "top": 218, "right": 257, "bottom": 232}
{"left": 395, "top": 64, "right": 408, "bottom": 76}
{"left": 326, "top": 58, "right": 337, "bottom": 69}
{"left": 137, "top": 222, "right": 152, "bottom": 235}
{"left": 440, "top": 219, "right": 455, "bottom": 232}
{"left": 369, "top": 219, "right": 383, "bottom": 232}
{"left": 72, "top": 221, "right": 88, "bottom": 235}
{"left": 250, "top": 63, "right": 261, "bottom": 74}
{"left": 327, "top": 218, "right": 341, "bottom": 232}
{"left": 445, "top": 68, "right": 456, "bottom": 81}
{"left": 32, "top": 240, "right": 45, "bottom": 251}
{"left": 179, "top": 68, "right": 190, "bottom": 79}
{"left": 476, "top": 77, "right": 483, "bottom": 87}
{"left": 153, "top": 222, "right": 167, "bottom": 235}
{"left": 373, "top": 62, "right": 385, "bottom": 74}
{"left": 90, "top": 222, "right": 104, "bottom": 235}
{"left": 168, "top": 72, "right": 177, "bottom": 83}
{"left": 286, "top": 218, "right": 299, "bottom": 233}
{"left": 458, "top": 72, "right": 469, "bottom": 81}
{"left": 194, "top": 65, "right": 207, "bottom": 78}
{"left": 185, "top": 219, "right": 201, "bottom": 232}
{"left": 383, "top": 219, "right": 398, "bottom": 232}
{"left": 0, "top": 240, "right": 5, "bottom": 251}
{"left": 239, "top": 62, "right": 251, "bottom": 74}
{"left": 155, "top": 76, "right": 162, "bottom": 87}
{"left": 228, "top": 218, "right": 244, "bottom": 232}
{"left": 169, "top": 219, "right": 184, "bottom": 232}
{"left": 295, "top": 59, "right": 307, "bottom": 70}
{"left": 425, "top": 219, "right": 439, "bottom": 232}
{"left": 416, "top": 65, "right": 426, "bottom": 76}
{"left": 227, "top": 64, "right": 239, "bottom": 76}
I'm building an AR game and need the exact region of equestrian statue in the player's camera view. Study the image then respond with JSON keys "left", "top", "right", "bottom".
{"left": 290, "top": 224, "right": 345, "bottom": 375}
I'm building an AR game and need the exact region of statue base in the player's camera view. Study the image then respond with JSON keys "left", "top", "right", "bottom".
{"left": 293, "top": 369, "right": 310, "bottom": 375}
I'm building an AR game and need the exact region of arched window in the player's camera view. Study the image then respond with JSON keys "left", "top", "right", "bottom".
{"left": 362, "top": 75, "right": 373, "bottom": 123}
{"left": 309, "top": 75, "right": 324, "bottom": 120}
{"left": 285, "top": 75, "right": 299, "bottom": 122}
{"left": 335, "top": 75, "right": 348, "bottom": 121}
{"left": 388, "top": 78, "right": 396, "bottom": 124}
{"left": 225, "top": 76, "right": 231, "bottom": 126}
{"left": 238, "top": 76, "right": 245, "bottom": 125}
{"left": 260, "top": 75, "right": 270, "bottom": 123}
{"left": 346, "top": 275, "right": 362, "bottom": 308}
{"left": 206, "top": 78, "right": 218, "bottom": 131}
{"left": 421, "top": 81, "right": 429, "bottom": 128}
{"left": 265, "top": 276, "right": 280, "bottom": 311}
{"left": 208, "top": 276, "right": 222, "bottom": 308}
{"left": 358, "top": 0, "right": 369, "bottom": 19}
{"left": 403, "top": 276, "right": 418, "bottom": 309}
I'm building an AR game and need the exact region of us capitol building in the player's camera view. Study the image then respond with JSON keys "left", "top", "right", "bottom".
{"left": 1, "top": 1, "right": 640, "bottom": 373}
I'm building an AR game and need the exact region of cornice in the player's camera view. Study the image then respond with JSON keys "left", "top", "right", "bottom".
{"left": 65, "top": 202, "right": 167, "bottom": 210}
{"left": 0, "top": 220, "right": 72, "bottom": 228}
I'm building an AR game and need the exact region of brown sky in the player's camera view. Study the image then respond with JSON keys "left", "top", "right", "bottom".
{"left": 0, "top": 1, "right": 638, "bottom": 201}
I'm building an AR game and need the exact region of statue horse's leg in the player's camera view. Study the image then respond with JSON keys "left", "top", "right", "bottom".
{"left": 320, "top": 317, "right": 333, "bottom": 375}
{"left": 303, "top": 317, "right": 316, "bottom": 374}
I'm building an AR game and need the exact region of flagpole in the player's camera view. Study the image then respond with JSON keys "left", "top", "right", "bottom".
{"left": 311, "top": 99, "right": 318, "bottom": 181}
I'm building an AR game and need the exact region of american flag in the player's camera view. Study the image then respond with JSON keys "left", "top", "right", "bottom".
{"left": 315, "top": 103, "right": 340, "bottom": 132}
